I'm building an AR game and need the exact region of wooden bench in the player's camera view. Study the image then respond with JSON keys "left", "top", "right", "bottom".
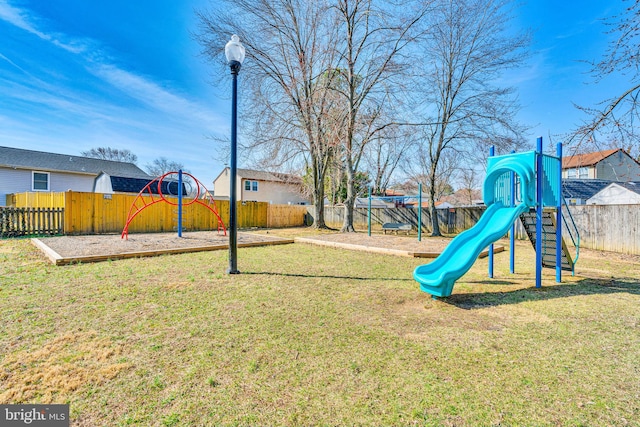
{"left": 382, "top": 222, "right": 412, "bottom": 235}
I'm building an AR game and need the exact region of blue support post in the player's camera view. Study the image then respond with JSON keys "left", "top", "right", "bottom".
{"left": 488, "top": 146, "right": 494, "bottom": 279}
{"left": 418, "top": 183, "right": 422, "bottom": 242}
{"left": 178, "top": 169, "right": 183, "bottom": 238}
{"left": 368, "top": 186, "right": 372, "bottom": 237}
{"left": 535, "top": 137, "right": 543, "bottom": 288}
{"left": 556, "top": 142, "right": 563, "bottom": 283}
{"left": 510, "top": 150, "right": 515, "bottom": 274}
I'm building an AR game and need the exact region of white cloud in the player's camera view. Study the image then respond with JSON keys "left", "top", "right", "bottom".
{"left": 0, "top": 51, "right": 27, "bottom": 73}
{"left": 0, "top": 0, "right": 229, "bottom": 184}
{"left": 0, "top": 0, "right": 224, "bottom": 132}
{"left": 0, "top": 0, "right": 87, "bottom": 53}
{"left": 92, "top": 64, "right": 225, "bottom": 130}
{"left": 0, "top": 0, "right": 47, "bottom": 37}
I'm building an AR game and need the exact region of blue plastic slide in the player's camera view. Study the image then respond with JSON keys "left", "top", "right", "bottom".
{"left": 413, "top": 151, "right": 538, "bottom": 297}
{"left": 413, "top": 201, "right": 529, "bottom": 297}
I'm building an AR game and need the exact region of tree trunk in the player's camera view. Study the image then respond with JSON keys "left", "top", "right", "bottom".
{"left": 312, "top": 198, "right": 327, "bottom": 229}
{"left": 341, "top": 157, "right": 356, "bottom": 232}
{"left": 429, "top": 174, "right": 441, "bottom": 237}
{"left": 311, "top": 161, "right": 329, "bottom": 229}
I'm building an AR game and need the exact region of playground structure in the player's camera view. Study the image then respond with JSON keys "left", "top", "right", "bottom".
{"left": 121, "top": 171, "right": 226, "bottom": 239}
{"left": 414, "top": 138, "right": 580, "bottom": 298}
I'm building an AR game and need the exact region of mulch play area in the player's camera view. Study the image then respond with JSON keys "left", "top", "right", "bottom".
{"left": 32, "top": 230, "right": 504, "bottom": 265}
{"left": 32, "top": 231, "right": 293, "bottom": 265}
{"left": 295, "top": 233, "right": 503, "bottom": 258}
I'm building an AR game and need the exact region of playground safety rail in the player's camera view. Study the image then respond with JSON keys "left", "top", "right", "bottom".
{"left": 561, "top": 196, "right": 580, "bottom": 270}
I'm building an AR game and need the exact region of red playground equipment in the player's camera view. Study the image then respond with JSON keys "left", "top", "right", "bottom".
{"left": 121, "top": 171, "right": 226, "bottom": 239}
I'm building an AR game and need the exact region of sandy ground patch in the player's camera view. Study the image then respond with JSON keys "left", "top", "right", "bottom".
{"left": 34, "top": 231, "right": 287, "bottom": 258}
{"left": 294, "top": 232, "right": 453, "bottom": 254}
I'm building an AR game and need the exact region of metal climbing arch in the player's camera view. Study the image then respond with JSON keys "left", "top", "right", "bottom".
{"left": 121, "top": 171, "right": 226, "bottom": 239}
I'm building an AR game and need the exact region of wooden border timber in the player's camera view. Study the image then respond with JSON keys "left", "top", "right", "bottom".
{"left": 295, "top": 237, "right": 504, "bottom": 259}
{"left": 32, "top": 238, "right": 294, "bottom": 266}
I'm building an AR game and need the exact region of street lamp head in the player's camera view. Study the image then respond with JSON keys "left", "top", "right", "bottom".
{"left": 225, "top": 34, "right": 245, "bottom": 74}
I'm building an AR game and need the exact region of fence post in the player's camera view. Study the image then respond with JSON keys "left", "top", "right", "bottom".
{"left": 368, "top": 187, "right": 371, "bottom": 237}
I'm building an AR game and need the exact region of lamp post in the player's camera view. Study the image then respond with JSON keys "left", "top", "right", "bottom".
{"left": 225, "top": 34, "right": 245, "bottom": 274}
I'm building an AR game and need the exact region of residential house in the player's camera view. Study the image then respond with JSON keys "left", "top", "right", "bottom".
{"left": 404, "top": 189, "right": 483, "bottom": 209}
{"left": 353, "top": 197, "right": 390, "bottom": 208}
{"left": 0, "top": 146, "right": 152, "bottom": 206}
{"left": 438, "top": 188, "right": 483, "bottom": 207}
{"left": 562, "top": 179, "right": 612, "bottom": 205}
{"left": 94, "top": 172, "right": 186, "bottom": 195}
{"left": 213, "top": 167, "right": 310, "bottom": 205}
{"left": 562, "top": 148, "right": 640, "bottom": 181}
{"left": 586, "top": 181, "right": 640, "bottom": 205}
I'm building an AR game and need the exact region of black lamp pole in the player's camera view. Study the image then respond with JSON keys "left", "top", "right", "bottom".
{"left": 225, "top": 34, "right": 245, "bottom": 274}
{"left": 227, "top": 59, "right": 241, "bottom": 274}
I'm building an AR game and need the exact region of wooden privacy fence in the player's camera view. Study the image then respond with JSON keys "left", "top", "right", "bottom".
{"left": 7, "top": 192, "right": 66, "bottom": 208}
{"left": 320, "top": 206, "right": 485, "bottom": 235}
{"left": 267, "top": 204, "right": 309, "bottom": 228}
{"left": 8, "top": 192, "right": 308, "bottom": 235}
{"left": 0, "top": 207, "right": 64, "bottom": 237}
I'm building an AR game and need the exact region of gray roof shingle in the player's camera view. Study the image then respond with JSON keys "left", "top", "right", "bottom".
{"left": 0, "top": 146, "right": 151, "bottom": 179}
{"left": 236, "top": 168, "right": 302, "bottom": 183}
{"left": 109, "top": 176, "right": 186, "bottom": 195}
{"left": 562, "top": 179, "right": 613, "bottom": 200}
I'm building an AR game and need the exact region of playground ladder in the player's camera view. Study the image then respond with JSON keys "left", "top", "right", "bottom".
{"left": 519, "top": 209, "right": 575, "bottom": 271}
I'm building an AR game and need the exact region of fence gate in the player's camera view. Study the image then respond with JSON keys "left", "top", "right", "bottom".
{"left": 0, "top": 207, "right": 64, "bottom": 238}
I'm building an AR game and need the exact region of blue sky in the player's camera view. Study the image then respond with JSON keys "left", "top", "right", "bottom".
{"left": 0, "top": 0, "right": 631, "bottom": 186}
{"left": 512, "top": 1, "right": 627, "bottom": 149}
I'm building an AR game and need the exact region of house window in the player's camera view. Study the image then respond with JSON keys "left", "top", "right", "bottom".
{"left": 32, "top": 171, "right": 49, "bottom": 191}
{"left": 567, "top": 169, "right": 577, "bottom": 178}
{"left": 244, "top": 180, "right": 259, "bottom": 191}
{"left": 578, "top": 167, "right": 588, "bottom": 179}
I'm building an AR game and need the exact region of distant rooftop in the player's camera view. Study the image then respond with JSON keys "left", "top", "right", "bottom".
{"left": 562, "top": 179, "right": 613, "bottom": 200}
{"left": 562, "top": 148, "right": 622, "bottom": 169}
{"left": 609, "top": 181, "right": 640, "bottom": 196}
{"left": 215, "top": 167, "right": 303, "bottom": 184}
{"left": 0, "top": 146, "right": 150, "bottom": 179}
{"left": 109, "top": 176, "right": 185, "bottom": 195}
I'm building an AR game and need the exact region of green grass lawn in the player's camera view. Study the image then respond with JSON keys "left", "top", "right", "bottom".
{"left": 1, "top": 230, "right": 639, "bottom": 426}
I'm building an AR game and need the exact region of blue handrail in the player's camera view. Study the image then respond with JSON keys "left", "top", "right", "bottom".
{"left": 561, "top": 197, "right": 580, "bottom": 271}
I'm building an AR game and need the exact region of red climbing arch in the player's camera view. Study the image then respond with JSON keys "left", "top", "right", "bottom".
{"left": 121, "top": 171, "right": 226, "bottom": 239}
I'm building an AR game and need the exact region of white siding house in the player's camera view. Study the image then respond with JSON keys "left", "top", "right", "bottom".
{"left": 213, "top": 168, "right": 309, "bottom": 205}
{"left": 562, "top": 148, "right": 640, "bottom": 181}
{"left": 0, "top": 146, "right": 152, "bottom": 206}
{"left": 586, "top": 182, "right": 640, "bottom": 205}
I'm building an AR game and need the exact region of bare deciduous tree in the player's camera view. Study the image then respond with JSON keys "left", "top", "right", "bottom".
{"left": 414, "top": 0, "right": 529, "bottom": 236}
{"left": 81, "top": 147, "right": 138, "bottom": 164}
{"left": 145, "top": 157, "right": 187, "bottom": 177}
{"left": 572, "top": 0, "right": 640, "bottom": 160}
{"left": 196, "top": 0, "right": 341, "bottom": 228}
{"left": 458, "top": 167, "right": 481, "bottom": 205}
{"left": 333, "top": 0, "right": 428, "bottom": 232}
{"left": 363, "top": 124, "right": 415, "bottom": 196}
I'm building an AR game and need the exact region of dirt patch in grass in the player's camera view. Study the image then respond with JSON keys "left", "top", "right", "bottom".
{"left": 0, "top": 331, "right": 131, "bottom": 403}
